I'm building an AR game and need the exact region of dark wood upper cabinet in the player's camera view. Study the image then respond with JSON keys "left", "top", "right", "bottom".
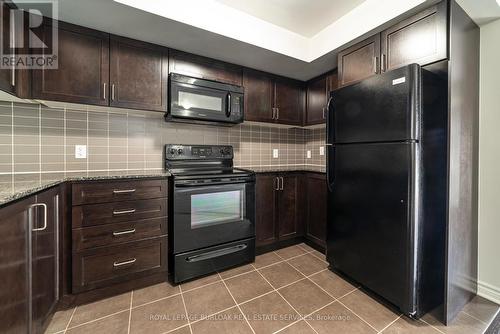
{"left": 338, "top": 34, "right": 380, "bottom": 87}
{"left": 274, "top": 78, "right": 303, "bottom": 126}
{"left": 243, "top": 69, "right": 273, "bottom": 123}
{"left": 109, "top": 36, "right": 168, "bottom": 111}
{"left": 381, "top": 2, "right": 447, "bottom": 72}
{"left": 306, "top": 74, "right": 327, "bottom": 125}
{"left": 32, "top": 21, "right": 110, "bottom": 106}
{"left": 255, "top": 174, "right": 278, "bottom": 247}
{"left": 169, "top": 49, "right": 242, "bottom": 86}
{"left": 305, "top": 173, "right": 327, "bottom": 249}
{"left": 0, "top": 1, "right": 15, "bottom": 94}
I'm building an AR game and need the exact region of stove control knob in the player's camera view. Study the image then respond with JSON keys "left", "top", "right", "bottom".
{"left": 177, "top": 149, "right": 184, "bottom": 155}
{"left": 169, "top": 148, "right": 176, "bottom": 155}
{"left": 223, "top": 147, "right": 231, "bottom": 155}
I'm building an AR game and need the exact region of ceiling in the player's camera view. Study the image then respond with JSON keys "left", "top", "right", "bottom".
{"left": 214, "top": 0, "right": 366, "bottom": 37}
{"left": 456, "top": 0, "right": 500, "bottom": 25}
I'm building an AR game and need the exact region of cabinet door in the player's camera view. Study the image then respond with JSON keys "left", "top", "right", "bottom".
{"left": 243, "top": 69, "right": 273, "bottom": 122}
{"left": 278, "top": 174, "right": 302, "bottom": 240}
{"left": 169, "top": 49, "right": 242, "bottom": 86}
{"left": 32, "top": 187, "right": 60, "bottom": 334}
{"left": 381, "top": 2, "right": 447, "bottom": 72}
{"left": 255, "top": 174, "right": 278, "bottom": 247}
{"left": 32, "top": 21, "right": 109, "bottom": 106}
{"left": 306, "top": 74, "right": 328, "bottom": 125}
{"left": 338, "top": 34, "right": 380, "bottom": 87}
{"left": 274, "top": 78, "right": 303, "bottom": 126}
{"left": 0, "top": 1, "right": 15, "bottom": 94}
{"left": 327, "top": 70, "right": 339, "bottom": 93}
{"left": 306, "top": 174, "right": 327, "bottom": 248}
{"left": 110, "top": 36, "right": 168, "bottom": 111}
{"left": 0, "top": 196, "right": 35, "bottom": 334}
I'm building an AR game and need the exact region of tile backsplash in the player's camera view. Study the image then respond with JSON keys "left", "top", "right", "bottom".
{"left": 0, "top": 101, "right": 325, "bottom": 186}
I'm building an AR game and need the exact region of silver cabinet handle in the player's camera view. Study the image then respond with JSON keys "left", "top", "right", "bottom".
{"left": 103, "top": 83, "right": 106, "bottom": 100}
{"left": 111, "top": 84, "right": 115, "bottom": 101}
{"left": 274, "top": 177, "right": 279, "bottom": 191}
{"left": 373, "top": 56, "right": 379, "bottom": 74}
{"left": 30, "top": 203, "right": 47, "bottom": 231}
{"left": 280, "top": 177, "right": 284, "bottom": 191}
{"left": 276, "top": 107, "right": 279, "bottom": 120}
{"left": 113, "top": 209, "right": 136, "bottom": 215}
{"left": 322, "top": 107, "right": 326, "bottom": 119}
{"left": 382, "top": 54, "right": 387, "bottom": 72}
{"left": 271, "top": 107, "right": 275, "bottom": 119}
{"left": 113, "top": 189, "right": 136, "bottom": 194}
{"left": 113, "top": 258, "right": 136, "bottom": 267}
{"left": 113, "top": 228, "right": 136, "bottom": 236}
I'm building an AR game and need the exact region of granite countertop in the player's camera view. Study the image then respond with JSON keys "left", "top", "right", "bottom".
{"left": 0, "top": 170, "right": 171, "bottom": 208}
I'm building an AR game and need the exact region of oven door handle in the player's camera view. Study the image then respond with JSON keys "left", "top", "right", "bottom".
{"left": 185, "top": 244, "right": 248, "bottom": 263}
{"left": 175, "top": 179, "right": 253, "bottom": 187}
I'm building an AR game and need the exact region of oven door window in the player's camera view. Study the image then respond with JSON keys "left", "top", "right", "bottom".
{"left": 191, "top": 190, "right": 244, "bottom": 229}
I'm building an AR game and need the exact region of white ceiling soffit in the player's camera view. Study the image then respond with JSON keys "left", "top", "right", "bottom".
{"left": 455, "top": 0, "right": 500, "bottom": 25}
{"left": 114, "top": 0, "right": 427, "bottom": 62}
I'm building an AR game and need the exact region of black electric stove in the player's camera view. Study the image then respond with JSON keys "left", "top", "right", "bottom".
{"left": 165, "top": 144, "right": 256, "bottom": 283}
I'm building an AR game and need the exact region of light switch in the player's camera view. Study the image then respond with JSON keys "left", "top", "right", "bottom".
{"left": 273, "top": 149, "right": 279, "bottom": 158}
{"left": 307, "top": 150, "right": 311, "bottom": 159}
{"left": 75, "top": 145, "right": 87, "bottom": 159}
{"left": 320, "top": 146, "right": 325, "bottom": 156}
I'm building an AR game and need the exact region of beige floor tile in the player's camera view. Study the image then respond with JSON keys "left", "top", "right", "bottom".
{"left": 308, "top": 301, "right": 376, "bottom": 334}
{"left": 311, "top": 250, "right": 326, "bottom": 261}
{"left": 297, "top": 243, "right": 316, "bottom": 253}
{"left": 382, "top": 316, "right": 440, "bottom": 334}
{"left": 461, "top": 295, "right": 500, "bottom": 323}
{"left": 339, "top": 289, "right": 400, "bottom": 331}
{"left": 69, "top": 292, "right": 131, "bottom": 327}
{"left": 219, "top": 263, "right": 255, "bottom": 279}
{"left": 191, "top": 307, "right": 253, "bottom": 334}
{"left": 259, "top": 262, "right": 304, "bottom": 289}
{"left": 180, "top": 273, "right": 221, "bottom": 291}
{"left": 183, "top": 281, "right": 236, "bottom": 321}
{"left": 422, "top": 311, "right": 488, "bottom": 334}
{"left": 309, "top": 270, "right": 357, "bottom": 298}
{"left": 225, "top": 271, "right": 274, "bottom": 304}
{"left": 66, "top": 311, "right": 129, "bottom": 334}
{"left": 132, "top": 282, "right": 180, "bottom": 307}
{"left": 279, "top": 279, "right": 334, "bottom": 316}
{"left": 287, "top": 253, "right": 328, "bottom": 276}
{"left": 254, "top": 252, "right": 283, "bottom": 268}
{"left": 274, "top": 245, "right": 307, "bottom": 260}
{"left": 44, "top": 307, "right": 75, "bottom": 333}
{"left": 240, "top": 291, "right": 300, "bottom": 334}
{"left": 278, "top": 320, "right": 316, "bottom": 334}
{"left": 129, "top": 295, "right": 187, "bottom": 334}
{"left": 168, "top": 325, "right": 192, "bottom": 334}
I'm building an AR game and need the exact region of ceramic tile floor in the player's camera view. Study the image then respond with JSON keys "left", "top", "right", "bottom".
{"left": 46, "top": 243, "right": 500, "bottom": 334}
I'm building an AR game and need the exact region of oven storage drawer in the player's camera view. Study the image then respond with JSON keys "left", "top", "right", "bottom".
{"left": 72, "top": 237, "right": 167, "bottom": 293}
{"left": 172, "top": 238, "right": 255, "bottom": 283}
{"left": 72, "top": 198, "right": 167, "bottom": 228}
{"left": 72, "top": 179, "right": 167, "bottom": 205}
{"left": 72, "top": 217, "right": 167, "bottom": 251}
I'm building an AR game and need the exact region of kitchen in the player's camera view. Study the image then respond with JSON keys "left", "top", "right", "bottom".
{"left": 0, "top": 0, "right": 499, "bottom": 333}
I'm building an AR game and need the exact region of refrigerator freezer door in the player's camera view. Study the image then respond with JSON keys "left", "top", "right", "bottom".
{"left": 328, "top": 64, "right": 420, "bottom": 144}
{"left": 327, "top": 142, "right": 417, "bottom": 314}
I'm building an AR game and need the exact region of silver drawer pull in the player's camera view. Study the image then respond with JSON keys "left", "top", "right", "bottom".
{"left": 112, "top": 229, "right": 136, "bottom": 237}
{"left": 113, "top": 209, "right": 136, "bottom": 215}
{"left": 113, "top": 258, "right": 136, "bottom": 267}
{"left": 113, "top": 189, "right": 136, "bottom": 194}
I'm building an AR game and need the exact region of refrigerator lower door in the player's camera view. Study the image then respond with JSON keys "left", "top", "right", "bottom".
{"left": 327, "top": 142, "right": 418, "bottom": 315}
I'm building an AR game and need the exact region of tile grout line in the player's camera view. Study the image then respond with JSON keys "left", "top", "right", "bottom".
{"left": 461, "top": 309, "right": 493, "bottom": 325}
{"left": 65, "top": 309, "right": 130, "bottom": 331}
{"left": 178, "top": 285, "right": 194, "bottom": 334}
{"left": 377, "top": 314, "right": 402, "bottom": 333}
{"left": 127, "top": 290, "right": 133, "bottom": 334}
{"left": 335, "top": 298, "right": 383, "bottom": 332}
{"left": 418, "top": 317, "right": 447, "bottom": 334}
{"left": 217, "top": 272, "right": 257, "bottom": 334}
{"left": 63, "top": 306, "right": 77, "bottom": 334}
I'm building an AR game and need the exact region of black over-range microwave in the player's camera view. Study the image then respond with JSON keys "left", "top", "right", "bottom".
{"left": 166, "top": 73, "right": 244, "bottom": 125}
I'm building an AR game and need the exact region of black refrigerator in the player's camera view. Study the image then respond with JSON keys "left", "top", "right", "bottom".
{"left": 326, "top": 64, "right": 448, "bottom": 318}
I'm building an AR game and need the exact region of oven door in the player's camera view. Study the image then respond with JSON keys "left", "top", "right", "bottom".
{"left": 173, "top": 180, "right": 255, "bottom": 253}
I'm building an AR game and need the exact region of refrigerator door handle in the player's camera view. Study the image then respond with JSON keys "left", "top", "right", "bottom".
{"left": 326, "top": 95, "right": 335, "bottom": 192}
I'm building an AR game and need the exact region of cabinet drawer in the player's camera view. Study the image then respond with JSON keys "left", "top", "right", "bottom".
{"left": 72, "top": 179, "right": 167, "bottom": 205}
{"left": 72, "top": 198, "right": 167, "bottom": 228}
{"left": 72, "top": 237, "right": 167, "bottom": 292}
{"left": 72, "top": 217, "right": 167, "bottom": 251}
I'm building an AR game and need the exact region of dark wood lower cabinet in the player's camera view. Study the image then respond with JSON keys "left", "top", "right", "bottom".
{"left": 0, "top": 186, "right": 61, "bottom": 334}
{"left": 255, "top": 174, "right": 278, "bottom": 246}
{"left": 305, "top": 173, "right": 327, "bottom": 249}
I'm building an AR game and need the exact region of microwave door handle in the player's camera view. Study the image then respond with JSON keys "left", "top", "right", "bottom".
{"left": 226, "top": 92, "right": 232, "bottom": 117}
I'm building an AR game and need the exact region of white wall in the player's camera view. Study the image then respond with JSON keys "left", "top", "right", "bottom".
{"left": 478, "top": 18, "right": 500, "bottom": 304}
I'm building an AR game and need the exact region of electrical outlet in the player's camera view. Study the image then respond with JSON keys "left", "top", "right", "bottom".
{"left": 307, "top": 150, "right": 311, "bottom": 159}
{"left": 273, "top": 149, "right": 279, "bottom": 158}
{"left": 320, "top": 146, "right": 325, "bottom": 156}
{"left": 75, "top": 145, "right": 87, "bottom": 159}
